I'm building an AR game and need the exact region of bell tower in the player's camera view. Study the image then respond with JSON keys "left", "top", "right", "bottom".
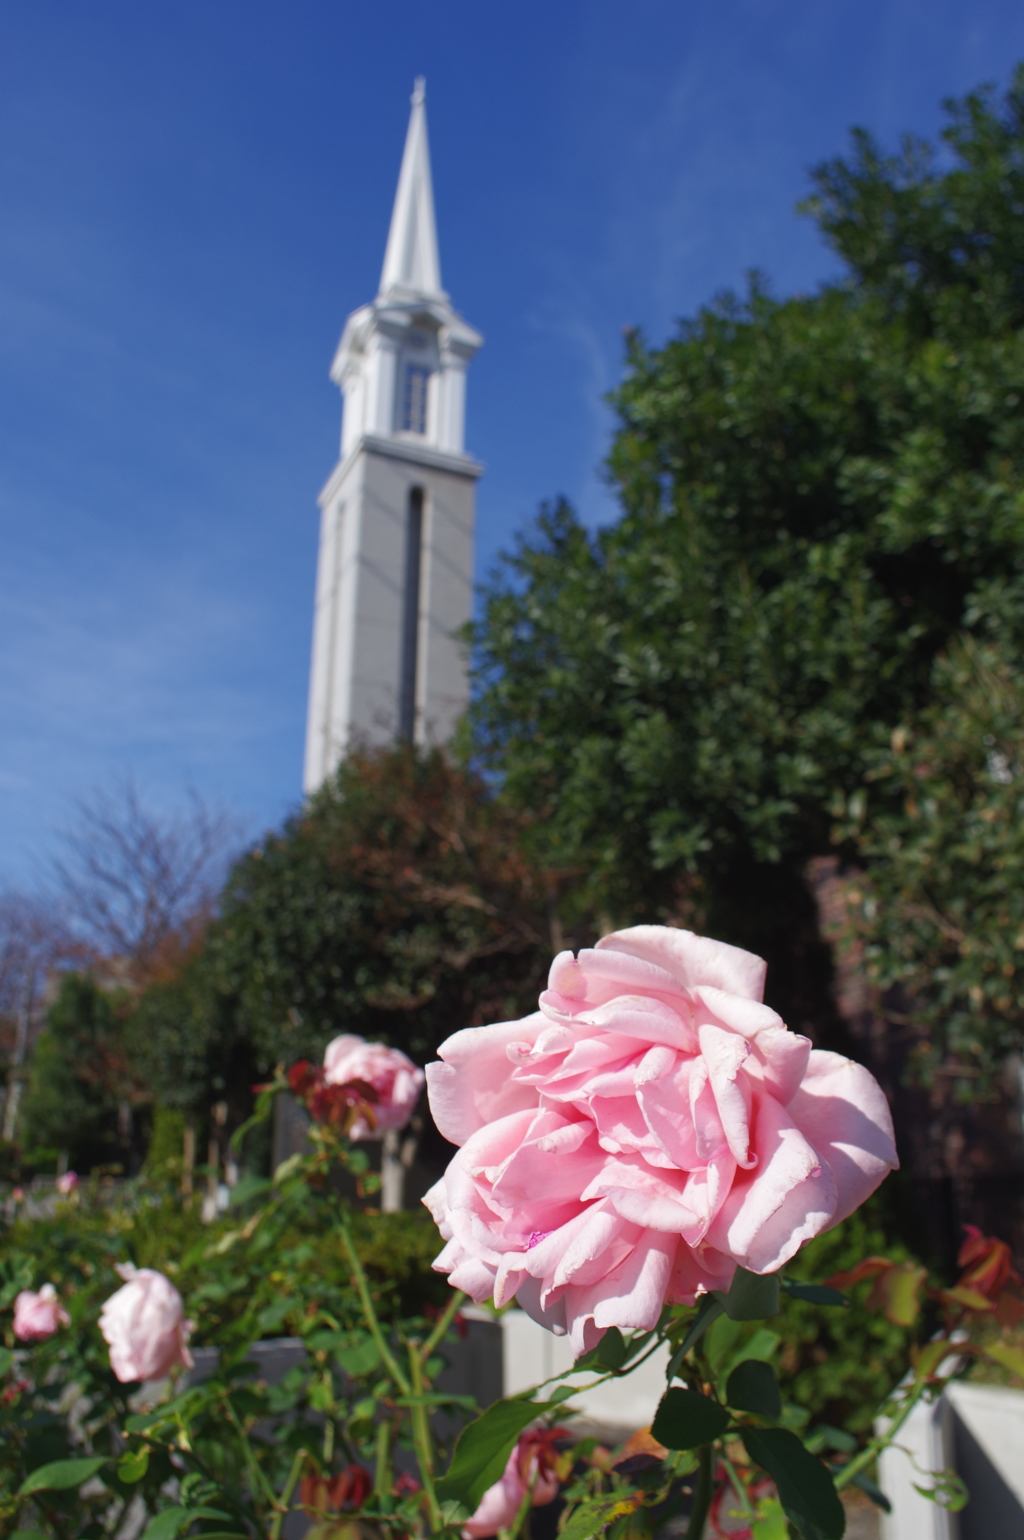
{"left": 303, "top": 78, "right": 483, "bottom": 793}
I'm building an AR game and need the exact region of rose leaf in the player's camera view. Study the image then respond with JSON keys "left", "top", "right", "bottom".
{"left": 650, "top": 1386, "right": 730, "bottom": 1449}
{"left": 741, "top": 1427, "right": 845, "bottom": 1540}
{"left": 726, "top": 1360, "right": 782, "bottom": 1420}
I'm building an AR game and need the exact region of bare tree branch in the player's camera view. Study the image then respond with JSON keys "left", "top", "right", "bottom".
{"left": 0, "top": 894, "right": 74, "bottom": 1021}
{"left": 51, "top": 780, "right": 244, "bottom": 970}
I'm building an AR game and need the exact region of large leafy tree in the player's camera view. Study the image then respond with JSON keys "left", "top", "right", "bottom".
{"left": 470, "top": 69, "right": 1024, "bottom": 1064}
{"left": 201, "top": 745, "right": 549, "bottom": 1073}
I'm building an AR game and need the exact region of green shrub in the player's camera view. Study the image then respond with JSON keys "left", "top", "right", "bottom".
{"left": 0, "top": 1151, "right": 465, "bottom": 1537}
{"left": 143, "top": 1106, "right": 186, "bottom": 1178}
{"left": 3, "top": 1169, "right": 449, "bottom": 1355}
{"left": 776, "top": 1200, "right": 918, "bottom": 1433}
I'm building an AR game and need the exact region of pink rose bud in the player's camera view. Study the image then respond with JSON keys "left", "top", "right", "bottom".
{"left": 13, "top": 1284, "right": 70, "bottom": 1342}
{"left": 56, "top": 1171, "right": 79, "bottom": 1196}
{"left": 424, "top": 925, "right": 899, "bottom": 1357}
{"left": 463, "top": 1430, "right": 564, "bottom": 1539}
{"left": 99, "top": 1265, "right": 194, "bottom": 1382}
{"left": 322, "top": 1035, "right": 425, "bottom": 1139}
{"left": 11, "top": 1186, "right": 24, "bottom": 1202}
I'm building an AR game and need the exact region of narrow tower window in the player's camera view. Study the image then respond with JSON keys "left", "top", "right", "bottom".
{"left": 398, "top": 487, "right": 424, "bottom": 742}
{"left": 403, "top": 365, "right": 430, "bottom": 434}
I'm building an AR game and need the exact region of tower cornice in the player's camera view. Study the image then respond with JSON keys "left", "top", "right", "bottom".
{"left": 318, "top": 433, "right": 484, "bottom": 509}
{"left": 330, "top": 295, "right": 482, "bottom": 388}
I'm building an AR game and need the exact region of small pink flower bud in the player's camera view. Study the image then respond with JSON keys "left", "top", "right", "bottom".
{"left": 13, "top": 1285, "right": 70, "bottom": 1342}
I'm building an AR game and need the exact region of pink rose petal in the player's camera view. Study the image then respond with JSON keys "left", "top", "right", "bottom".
{"left": 788, "top": 1051, "right": 899, "bottom": 1224}
{"left": 598, "top": 926, "right": 768, "bottom": 1001}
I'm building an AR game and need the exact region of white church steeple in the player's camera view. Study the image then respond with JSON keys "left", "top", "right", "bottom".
{"left": 303, "top": 80, "right": 483, "bottom": 794}
{"left": 379, "top": 77, "right": 442, "bottom": 300}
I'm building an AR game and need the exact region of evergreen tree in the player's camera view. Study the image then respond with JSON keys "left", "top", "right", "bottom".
{"left": 20, "top": 974, "right": 137, "bottom": 1172}
{"left": 470, "top": 69, "right": 1024, "bottom": 1069}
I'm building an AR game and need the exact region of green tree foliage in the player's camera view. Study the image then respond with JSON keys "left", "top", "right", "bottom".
{"left": 835, "top": 638, "right": 1024, "bottom": 1082}
{"left": 470, "top": 69, "right": 1024, "bottom": 1056}
{"left": 126, "top": 956, "right": 247, "bottom": 1118}
{"left": 20, "top": 975, "right": 137, "bottom": 1172}
{"left": 201, "top": 745, "right": 549, "bottom": 1071}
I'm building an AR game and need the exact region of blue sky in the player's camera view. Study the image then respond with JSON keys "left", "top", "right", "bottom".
{"left": 3, "top": 0, "right": 1024, "bottom": 882}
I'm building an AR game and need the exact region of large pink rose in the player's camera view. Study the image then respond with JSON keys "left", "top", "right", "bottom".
{"left": 99, "top": 1265, "right": 194, "bottom": 1382}
{"left": 13, "top": 1284, "right": 70, "bottom": 1342}
{"left": 424, "top": 926, "right": 898, "bottom": 1356}
{"left": 323, "top": 1035, "right": 425, "bottom": 1138}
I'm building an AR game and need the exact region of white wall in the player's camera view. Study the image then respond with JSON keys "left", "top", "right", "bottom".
{"left": 878, "top": 1382, "right": 1024, "bottom": 1540}
{"left": 501, "top": 1309, "right": 671, "bottom": 1433}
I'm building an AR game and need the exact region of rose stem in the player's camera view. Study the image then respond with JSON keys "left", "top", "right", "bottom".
{"left": 375, "top": 1417, "right": 393, "bottom": 1509}
{"left": 834, "top": 1372, "right": 932, "bottom": 1491}
{"left": 687, "top": 1445, "right": 714, "bottom": 1540}
{"left": 222, "top": 1394, "right": 278, "bottom": 1513}
{"left": 720, "top": 1452, "right": 754, "bottom": 1519}
{"left": 408, "top": 1338, "right": 444, "bottom": 1531}
{"left": 268, "top": 1448, "right": 309, "bottom": 1540}
{"left": 418, "top": 1288, "right": 467, "bottom": 1366}
{"left": 339, "top": 1215, "right": 412, "bottom": 1396}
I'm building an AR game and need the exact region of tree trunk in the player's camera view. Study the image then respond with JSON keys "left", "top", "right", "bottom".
{"left": 182, "top": 1116, "right": 195, "bottom": 1198}
{"left": 2, "top": 980, "right": 32, "bottom": 1143}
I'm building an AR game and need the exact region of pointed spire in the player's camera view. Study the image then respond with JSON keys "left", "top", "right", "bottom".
{"left": 379, "top": 77, "right": 443, "bottom": 299}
